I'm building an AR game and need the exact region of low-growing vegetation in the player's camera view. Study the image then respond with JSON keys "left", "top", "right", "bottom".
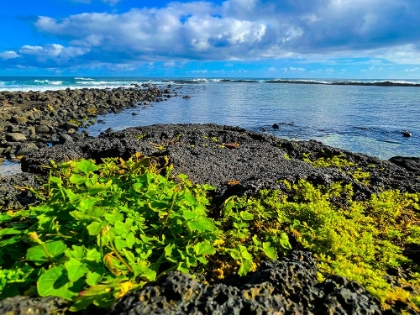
{"left": 0, "top": 153, "right": 419, "bottom": 312}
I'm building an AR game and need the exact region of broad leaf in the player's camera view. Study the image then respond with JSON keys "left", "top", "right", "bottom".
{"left": 187, "top": 217, "right": 216, "bottom": 232}
{"left": 193, "top": 241, "right": 215, "bottom": 256}
{"left": 75, "top": 160, "right": 99, "bottom": 174}
{"left": 65, "top": 257, "right": 89, "bottom": 282}
{"left": 262, "top": 242, "right": 277, "bottom": 260}
{"left": 26, "top": 241, "right": 67, "bottom": 265}
{"left": 37, "top": 265, "right": 83, "bottom": 300}
{"left": 240, "top": 211, "right": 254, "bottom": 221}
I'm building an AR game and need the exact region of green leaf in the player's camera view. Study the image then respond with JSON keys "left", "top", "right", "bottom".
{"left": 262, "top": 242, "right": 277, "bottom": 260}
{"left": 0, "top": 228, "right": 23, "bottom": 237}
{"left": 87, "top": 180, "right": 112, "bottom": 195}
{"left": 37, "top": 266, "right": 82, "bottom": 300}
{"left": 65, "top": 188, "right": 80, "bottom": 204}
{"left": 238, "top": 245, "right": 253, "bottom": 261}
{"left": 65, "top": 258, "right": 89, "bottom": 282}
{"left": 240, "top": 211, "right": 254, "bottom": 221}
{"left": 279, "top": 232, "right": 292, "bottom": 250}
{"left": 69, "top": 174, "right": 86, "bottom": 185}
{"left": 182, "top": 210, "right": 197, "bottom": 220}
{"left": 105, "top": 211, "right": 124, "bottom": 223}
{"left": 224, "top": 197, "right": 236, "bottom": 212}
{"left": 114, "top": 221, "right": 129, "bottom": 236}
{"left": 78, "top": 197, "right": 99, "bottom": 212}
{"left": 65, "top": 245, "right": 85, "bottom": 260}
{"left": 126, "top": 233, "right": 136, "bottom": 248}
{"left": 85, "top": 271, "right": 103, "bottom": 287}
{"left": 131, "top": 261, "right": 156, "bottom": 281}
{"left": 114, "top": 237, "right": 127, "bottom": 251}
{"left": 26, "top": 241, "right": 67, "bottom": 265}
{"left": 187, "top": 217, "right": 216, "bottom": 232}
{"left": 75, "top": 159, "right": 99, "bottom": 174}
{"left": 87, "top": 222, "right": 103, "bottom": 236}
{"left": 193, "top": 241, "right": 215, "bottom": 256}
{"left": 238, "top": 259, "right": 252, "bottom": 277}
{"left": 252, "top": 235, "right": 261, "bottom": 246}
{"left": 84, "top": 248, "right": 101, "bottom": 263}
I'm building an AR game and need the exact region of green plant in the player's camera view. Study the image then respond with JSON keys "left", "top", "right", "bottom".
{"left": 0, "top": 154, "right": 219, "bottom": 311}
{"left": 224, "top": 180, "right": 420, "bottom": 311}
{"left": 0, "top": 154, "right": 289, "bottom": 311}
{"left": 1, "top": 154, "right": 419, "bottom": 312}
{"left": 302, "top": 153, "right": 355, "bottom": 168}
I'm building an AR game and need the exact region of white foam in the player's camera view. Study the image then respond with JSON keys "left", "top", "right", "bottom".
{"left": 75, "top": 77, "right": 94, "bottom": 81}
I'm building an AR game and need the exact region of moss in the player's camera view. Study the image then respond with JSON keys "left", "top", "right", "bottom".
{"left": 302, "top": 153, "right": 355, "bottom": 168}
{"left": 228, "top": 180, "right": 420, "bottom": 310}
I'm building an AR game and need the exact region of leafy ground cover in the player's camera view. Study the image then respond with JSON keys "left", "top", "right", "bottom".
{"left": 0, "top": 153, "right": 419, "bottom": 312}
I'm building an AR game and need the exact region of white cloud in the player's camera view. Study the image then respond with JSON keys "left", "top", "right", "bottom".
{"left": 0, "top": 51, "right": 20, "bottom": 60}
{"left": 2, "top": 0, "right": 420, "bottom": 69}
{"left": 18, "top": 44, "right": 90, "bottom": 64}
{"left": 290, "top": 67, "right": 305, "bottom": 72}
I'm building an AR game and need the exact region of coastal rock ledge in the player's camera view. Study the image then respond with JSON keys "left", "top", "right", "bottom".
{"left": 1, "top": 123, "right": 419, "bottom": 314}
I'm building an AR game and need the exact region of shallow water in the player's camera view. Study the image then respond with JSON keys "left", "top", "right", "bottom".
{"left": 0, "top": 77, "right": 419, "bottom": 163}
{"left": 83, "top": 81, "right": 420, "bottom": 160}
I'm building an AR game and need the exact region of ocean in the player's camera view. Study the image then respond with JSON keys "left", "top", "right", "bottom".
{"left": 0, "top": 76, "right": 419, "bottom": 160}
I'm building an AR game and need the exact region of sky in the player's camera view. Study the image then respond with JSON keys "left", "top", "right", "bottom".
{"left": 1, "top": 0, "right": 420, "bottom": 78}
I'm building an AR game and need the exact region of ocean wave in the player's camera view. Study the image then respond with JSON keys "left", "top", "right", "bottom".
{"left": 265, "top": 79, "right": 420, "bottom": 87}
{"left": 50, "top": 81, "right": 63, "bottom": 85}
{"left": 33, "top": 80, "right": 49, "bottom": 84}
{"left": 75, "top": 77, "right": 94, "bottom": 81}
{"left": 220, "top": 79, "right": 258, "bottom": 83}
{"left": 76, "top": 81, "right": 126, "bottom": 85}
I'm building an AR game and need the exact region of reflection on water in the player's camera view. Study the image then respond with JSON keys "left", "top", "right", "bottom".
{"left": 85, "top": 82, "right": 420, "bottom": 160}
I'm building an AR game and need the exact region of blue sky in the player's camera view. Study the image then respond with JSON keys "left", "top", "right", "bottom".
{"left": 1, "top": 0, "right": 420, "bottom": 78}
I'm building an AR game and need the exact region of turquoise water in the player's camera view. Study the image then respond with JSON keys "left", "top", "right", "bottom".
{"left": 1, "top": 76, "right": 419, "bottom": 159}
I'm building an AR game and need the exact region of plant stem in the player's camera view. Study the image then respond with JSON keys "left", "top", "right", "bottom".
{"left": 111, "top": 243, "right": 134, "bottom": 273}
{"left": 159, "top": 192, "right": 178, "bottom": 238}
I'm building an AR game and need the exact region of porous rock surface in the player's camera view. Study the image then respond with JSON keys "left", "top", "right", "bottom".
{"left": 2, "top": 123, "right": 420, "bottom": 314}
{"left": 109, "top": 251, "right": 389, "bottom": 315}
{"left": 0, "top": 85, "right": 176, "bottom": 159}
{"left": 20, "top": 123, "right": 420, "bottom": 202}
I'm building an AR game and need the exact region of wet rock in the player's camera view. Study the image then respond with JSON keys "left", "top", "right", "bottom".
{"left": 402, "top": 130, "right": 412, "bottom": 137}
{"left": 272, "top": 123, "right": 279, "bottom": 129}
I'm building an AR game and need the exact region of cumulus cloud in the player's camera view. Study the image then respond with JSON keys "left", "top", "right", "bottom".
{"left": 18, "top": 44, "right": 90, "bottom": 63}
{"left": 3, "top": 0, "right": 420, "bottom": 69}
{"left": 0, "top": 51, "right": 20, "bottom": 60}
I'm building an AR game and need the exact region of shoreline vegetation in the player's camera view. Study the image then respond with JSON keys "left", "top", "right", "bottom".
{"left": 0, "top": 87, "right": 419, "bottom": 314}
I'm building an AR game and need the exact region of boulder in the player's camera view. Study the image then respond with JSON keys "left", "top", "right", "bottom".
{"left": 36, "top": 125, "right": 50, "bottom": 134}
{"left": 5, "top": 133, "right": 27, "bottom": 142}
{"left": 11, "top": 116, "right": 28, "bottom": 125}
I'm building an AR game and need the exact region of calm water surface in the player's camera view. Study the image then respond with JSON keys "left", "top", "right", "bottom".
{"left": 83, "top": 81, "right": 420, "bottom": 160}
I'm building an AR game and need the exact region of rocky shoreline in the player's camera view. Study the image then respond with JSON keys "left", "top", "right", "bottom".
{"left": 0, "top": 85, "right": 176, "bottom": 160}
{"left": 1, "top": 123, "right": 420, "bottom": 314}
